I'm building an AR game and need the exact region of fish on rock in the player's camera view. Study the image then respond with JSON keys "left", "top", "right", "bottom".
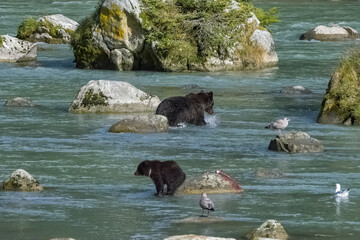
{"left": 265, "top": 117, "right": 290, "bottom": 135}
{"left": 335, "top": 183, "right": 350, "bottom": 197}
{"left": 199, "top": 192, "right": 215, "bottom": 217}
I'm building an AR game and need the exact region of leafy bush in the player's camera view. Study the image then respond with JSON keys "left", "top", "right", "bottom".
{"left": 0, "top": 34, "right": 3, "bottom": 47}
{"left": 17, "top": 17, "right": 40, "bottom": 39}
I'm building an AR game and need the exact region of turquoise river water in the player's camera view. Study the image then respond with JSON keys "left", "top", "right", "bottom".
{"left": 1, "top": 0, "right": 360, "bottom": 239}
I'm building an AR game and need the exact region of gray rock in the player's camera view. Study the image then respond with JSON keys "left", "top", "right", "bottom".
{"left": 281, "top": 85, "right": 312, "bottom": 94}
{"left": 164, "top": 235, "right": 235, "bottom": 240}
{"left": 300, "top": 25, "right": 359, "bottom": 41}
{"left": 110, "top": 48, "right": 135, "bottom": 71}
{"left": 254, "top": 168, "right": 285, "bottom": 179}
{"left": 181, "top": 84, "right": 201, "bottom": 90}
{"left": 245, "top": 220, "right": 288, "bottom": 240}
{"left": 268, "top": 132, "right": 324, "bottom": 154}
{"left": 109, "top": 114, "right": 168, "bottom": 133}
{"left": 2, "top": 169, "right": 43, "bottom": 191}
{"left": 4, "top": 97, "right": 35, "bottom": 107}
{"left": 69, "top": 80, "right": 161, "bottom": 113}
{"left": 0, "top": 35, "right": 37, "bottom": 62}
{"left": 250, "top": 29, "right": 278, "bottom": 67}
{"left": 177, "top": 171, "right": 243, "bottom": 194}
{"left": 40, "top": 14, "right": 79, "bottom": 32}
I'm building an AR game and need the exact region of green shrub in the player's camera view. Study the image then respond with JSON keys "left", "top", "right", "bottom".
{"left": 0, "top": 34, "right": 3, "bottom": 47}
{"left": 17, "top": 17, "right": 40, "bottom": 39}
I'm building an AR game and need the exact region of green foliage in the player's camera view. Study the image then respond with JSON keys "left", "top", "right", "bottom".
{"left": 140, "top": 0, "right": 279, "bottom": 70}
{"left": 81, "top": 89, "right": 109, "bottom": 108}
{"left": 323, "top": 47, "right": 360, "bottom": 121}
{"left": 17, "top": 17, "right": 40, "bottom": 39}
{"left": 252, "top": 6, "right": 280, "bottom": 29}
{"left": 0, "top": 34, "right": 3, "bottom": 47}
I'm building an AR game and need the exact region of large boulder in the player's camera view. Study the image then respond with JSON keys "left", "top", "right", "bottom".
{"left": 177, "top": 171, "right": 243, "bottom": 194}
{"left": 300, "top": 25, "right": 359, "bottom": 41}
{"left": 164, "top": 235, "right": 235, "bottom": 240}
{"left": 18, "top": 14, "right": 78, "bottom": 44}
{"left": 268, "top": 132, "right": 324, "bottom": 154}
{"left": 245, "top": 220, "right": 288, "bottom": 240}
{"left": 281, "top": 85, "right": 312, "bottom": 95}
{"left": 2, "top": 169, "right": 43, "bottom": 191}
{"left": 109, "top": 114, "right": 168, "bottom": 133}
{"left": 4, "top": 97, "right": 35, "bottom": 107}
{"left": 69, "top": 80, "right": 160, "bottom": 113}
{"left": 71, "top": 0, "right": 278, "bottom": 71}
{"left": 0, "top": 35, "right": 37, "bottom": 62}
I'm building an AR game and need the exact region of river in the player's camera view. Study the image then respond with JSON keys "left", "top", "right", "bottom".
{"left": 1, "top": 0, "right": 360, "bottom": 239}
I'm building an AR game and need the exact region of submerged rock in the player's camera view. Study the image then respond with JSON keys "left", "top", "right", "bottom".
{"left": 164, "top": 235, "right": 235, "bottom": 240}
{"left": 281, "top": 85, "right": 312, "bottom": 94}
{"left": 0, "top": 35, "right": 37, "bottom": 62}
{"left": 300, "top": 25, "right": 359, "bottom": 41}
{"left": 254, "top": 168, "right": 285, "bottom": 179}
{"left": 4, "top": 97, "right": 35, "bottom": 107}
{"left": 268, "top": 132, "right": 324, "bottom": 154}
{"left": 174, "top": 216, "right": 225, "bottom": 224}
{"left": 109, "top": 115, "right": 168, "bottom": 133}
{"left": 177, "top": 171, "right": 243, "bottom": 194}
{"left": 2, "top": 169, "right": 43, "bottom": 191}
{"left": 245, "top": 220, "right": 288, "bottom": 240}
{"left": 69, "top": 80, "right": 161, "bottom": 113}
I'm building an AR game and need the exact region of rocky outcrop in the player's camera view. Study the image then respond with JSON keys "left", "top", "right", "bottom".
{"left": 20, "top": 14, "right": 78, "bottom": 44}
{"left": 281, "top": 85, "right": 312, "bottom": 94}
{"left": 69, "top": 80, "right": 160, "bottom": 113}
{"left": 164, "top": 235, "right": 235, "bottom": 240}
{"left": 268, "top": 132, "right": 324, "bottom": 154}
{"left": 177, "top": 171, "right": 243, "bottom": 194}
{"left": 2, "top": 169, "right": 43, "bottom": 191}
{"left": 71, "top": 0, "right": 278, "bottom": 71}
{"left": 0, "top": 35, "right": 37, "bottom": 62}
{"left": 109, "top": 115, "right": 168, "bottom": 133}
{"left": 300, "top": 25, "right": 359, "bottom": 41}
{"left": 4, "top": 97, "right": 35, "bottom": 107}
{"left": 245, "top": 220, "right": 288, "bottom": 240}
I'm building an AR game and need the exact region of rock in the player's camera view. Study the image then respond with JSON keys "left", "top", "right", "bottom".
{"left": 281, "top": 85, "right": 312, "bottom": 94}
{"left": 250, "top": 29, "right": 278, "bottom": 67}
{"left": 48, "top": 239, "right": 75, "bottom": 240}
{"left": 40, "top": 14, "right": 78, "bottom": 32}
{"left": 0, "top": 35, "right": 37, "bottom": 62}
{"left": 254, "top": 168, "right": 285, "bottom": 179}
{"left": 245, "top": 220, "right": 288, "bottom": 240}
{"left": 300, "top": 25, "right": 359, "bottom": 41}
{"left": 164, "top": 235, "right": 235, "bottom": 240}
{"left": 268, "top": 132, "right": 324, "bottom": 154}
{"left": 174, "top": 216, "right": 225, "bottom": 224}
{"left": 109, "top": 114, "right": 168, "bottom": 133}
{"left": 69, "top": 80, "right": 161, "bottom": 113}
{"left": 181, "top": 84, "right": 201, "bottom": 90}
{"left": 2, "top": 169, "right": 43, "bottom": 191}
{"left": 177, "top": 171, "right": 243, "bottom": 194}
{"left": 4, "top": 97, "right": 35, "bottom": 107}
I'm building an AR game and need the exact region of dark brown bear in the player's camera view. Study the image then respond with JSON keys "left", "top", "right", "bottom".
{"left": 134, "top": 160, "right": 186, "bottom": 196}
{"left": 156, "top": 91, "right": 214, "bottom": 127}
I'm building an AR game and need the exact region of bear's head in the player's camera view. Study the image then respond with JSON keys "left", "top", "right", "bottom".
{"left": 134, "top": 160, "right": 150, "bottom": 176}
{"left": 193, "top": 91, "right": 214, "bottom": 115}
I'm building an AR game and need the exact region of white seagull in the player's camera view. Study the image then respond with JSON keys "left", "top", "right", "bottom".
{"left": 335, "top": 183, "right": 350, "bottom": 197}
{"left": 265, "top": 117, "right": 290, "bottom": 135}
{"left": 199, "top": 193, "right": 215, "bottom": 217}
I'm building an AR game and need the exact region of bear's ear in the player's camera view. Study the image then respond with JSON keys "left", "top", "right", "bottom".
{"left": 208, "top": 91, "right": 213, "bottom": 98}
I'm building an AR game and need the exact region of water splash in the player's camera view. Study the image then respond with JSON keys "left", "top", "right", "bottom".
{"left": 205, "top": 114, "right": 219, "bottom": 127}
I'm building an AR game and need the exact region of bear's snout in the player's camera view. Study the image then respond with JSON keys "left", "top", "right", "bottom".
{"left": 206, "top": 108, "right": 214, "bottom": 115}
{"left": 134, "top": 171, "right": 139, "bottom": 176}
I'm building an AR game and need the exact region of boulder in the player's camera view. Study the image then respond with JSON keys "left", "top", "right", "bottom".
{"left": 2, "top": 169, "right": 43, "bottom": 191}
{"left": 69, "top": 80, "right": 161, "bottom": 113}
{"left": 245, "top": 220, "right": 288, "bottom": 240}
{"left": 177, "top": 170, "right": 243, "bottom": 194}
{"left": 300, "top": 25, "right": 359, "bottom": 41}
{"left": 250, "top": 29, "right": 278, "bottom": 67}
{"left": 109, "top": 114, "right": 168, "bottom": 133}
{"left": 268, "top": 132, "right": 324, "bottom": 154}
{"left": 4, "top": 97, "right": 35, "bottom": 107}
{"left": 23, "top": 14, "right": 78, "bottom": 44}
{"left": 281, "top": 85, "right": 312, "bottom": 94}
{"left": 254, "top": 168, "right": 285, "bottom": 179}
{"left": 164, "top": 235, "right": 235, "bottom": 240}
{"left": 0, "top": 35, "right": 37, "bottom": 62}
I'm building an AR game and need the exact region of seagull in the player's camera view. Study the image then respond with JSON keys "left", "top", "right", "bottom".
{"left": 199, "top": 193, "right": 215, "bottom": 217}
{"left": 335, "top": 183, "right": 350, "bottom": 197}
{"left": 265, "top": 117, "right": 290, "bottom": 135}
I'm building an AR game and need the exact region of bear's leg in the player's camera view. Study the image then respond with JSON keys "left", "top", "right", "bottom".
{"left": 165, "top": 173, "right": 186, "bottom": 195}
{"left": 152, "top": 176, "right": 165, "bottom": 197}
{"left": 195, "top": 116, "right": 206, "bottom": 125}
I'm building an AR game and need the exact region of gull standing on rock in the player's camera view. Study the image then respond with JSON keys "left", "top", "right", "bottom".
{"left": 335, "top": 183, "right": 350, "bottom": 197}
{"left": 200, "top": 192, "right": 215, "bottom": 217}
{"left": 265, "top": 117, "right": 290, "bottom": 135}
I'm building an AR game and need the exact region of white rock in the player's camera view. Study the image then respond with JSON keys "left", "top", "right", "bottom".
{"left": 39, "top": 14, "right": 79, "bottom": 32}
{"left": 251, "top": 29, "right": 278, "bottom": 65}
{"left": 0, "top": 35, "right": 37, "bottom": 62}
{"left": 2, "top": 169, "right": 43, "bottom": 191}
{"left": 300, "top": 25, "right": 359, "bottom": 41}
{"left": 69, "top": 80, "right": 161, "bottom": 113}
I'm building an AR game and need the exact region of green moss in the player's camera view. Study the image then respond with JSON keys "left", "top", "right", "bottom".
{"left": 322, "top": 47, "right": 360, "bottom": 123}
{"left": 17, "top": 17, "right": 40, "bottom": 39}
{"left": 81, "top": 89, "right": 109, "bottom": 108}
{"left": 140, "top": 0, "right": 279, "bottom": 70}
{"left": 0, "top": 34, "right": 3, "bottom": 47}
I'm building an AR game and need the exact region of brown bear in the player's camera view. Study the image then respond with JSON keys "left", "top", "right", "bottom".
{"left": 156, "top": 91, "right": 214, "bottom": 127}
{"left": 134, "top": 160, "right": 186, "bottom": 196}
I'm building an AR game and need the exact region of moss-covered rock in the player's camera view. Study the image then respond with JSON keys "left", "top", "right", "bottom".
{"left": 0, "top": 35, "right": 37, "bottom": 62}
{"left": 245, "top": 220, "right": 288, "bottom": 240}
{"left": 17, "top": 14, "right": 79, "bottom": 44}
{"left": 71, "top": 0, "right": 279, "bottom": 71}
{"left": 317, "top": 47, "right": 360, "bottom": 125}
{"left": 109, "top": 114, "right": 168, "bottom": 133}
{"left": 2, "top": 169, "right": 43, "bottom": 191}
